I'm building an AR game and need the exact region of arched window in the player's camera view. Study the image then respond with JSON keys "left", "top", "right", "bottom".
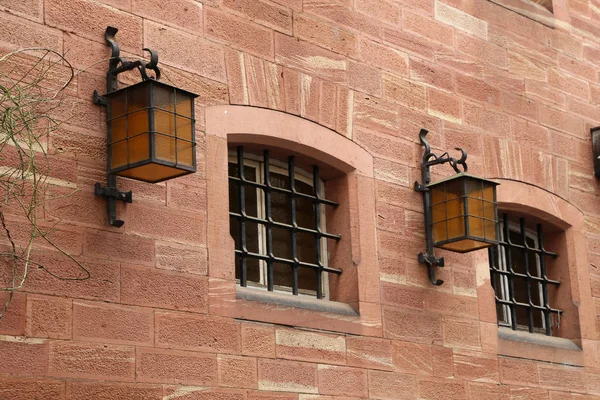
{"left": 205, "top": 106, "right": 381, "bottom": 336}
{"left": 479, "top": 179, "right": 596, "bottom": 365}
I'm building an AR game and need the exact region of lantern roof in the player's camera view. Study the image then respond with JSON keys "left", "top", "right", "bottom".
{"left": 426, "top": 172, "right": 500, "bottom": 188}
{"left": 102, "top": 78, "right": 199, "bottom": 99}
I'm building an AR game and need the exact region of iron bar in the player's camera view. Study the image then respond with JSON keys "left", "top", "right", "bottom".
{"left": 230, "top": 146, "right": 341, "bottom": 298}
{"left": 489, "top": 213, "right": 562, "bottom": 336}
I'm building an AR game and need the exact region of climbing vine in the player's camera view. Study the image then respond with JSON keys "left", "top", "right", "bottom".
{"left": 0, "top": 48, "right": 90, "bottom": 321}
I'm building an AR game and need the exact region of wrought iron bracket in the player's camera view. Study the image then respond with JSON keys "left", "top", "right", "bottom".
{"left": 94, "top": 183, "right": 132, "bottom": 228}
{"left": 93, "top": 26, "right": 161, "bottom": 227}
{"left": 415, "top": 129, "right": 468, "bottom": 286}
{"left": 92, "top": 91, "right": 107, "bottom": 106}
{"left": 418, "top": 252, "right": 445, "bottom": 286}
{"left": 94, "top": 183, "right": 133, "bottom": 203}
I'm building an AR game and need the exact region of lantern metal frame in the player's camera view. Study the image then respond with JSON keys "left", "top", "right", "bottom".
{"left": 92, "top": 25, "right": 192, "bottom": 227}
{"left": 414, "top": 129, "right": 472, "bottom": 286}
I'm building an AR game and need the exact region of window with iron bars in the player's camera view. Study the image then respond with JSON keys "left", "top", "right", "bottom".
{"left": 488, "top": 214, "right": 562, "bottom": 336}
{"left": 228, "top": 146, "right": 342, "bottom": 299}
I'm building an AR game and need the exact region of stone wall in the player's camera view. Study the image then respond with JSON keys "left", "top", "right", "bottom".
{"left": 0, "top": 0, "right": 599, "bottom": 398}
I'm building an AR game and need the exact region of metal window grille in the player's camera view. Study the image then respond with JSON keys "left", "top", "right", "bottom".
{"left": 228, "top": 146, "right": 342, "bottom": 299}
{"left": 488, "top": 214, "right": 562, "bottom": 336}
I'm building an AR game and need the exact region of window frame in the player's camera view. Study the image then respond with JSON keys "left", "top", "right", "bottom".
{"left": 227, "top": 151, "right": 331, "bottom": 299}
{"left": 206, "top": 105, "right": 381, "bottom": 337}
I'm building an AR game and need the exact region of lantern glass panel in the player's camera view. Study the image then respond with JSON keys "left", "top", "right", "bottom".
{"left": 433, "top": 222, "right": 447, "bottom": 242}
{"left": 111, "top": 141, "right": 127, "bottom": 169}
{"left": 128, "top": 134, "right": 150, "bottom": 164}
{"left": 155, "top": 110, "right": 175, "bottom": 136}
{"left": 119, "top": 164, "right": 189, "bottom": 182}
{"left": 154, "top": 85, "right": 175, "bottom": 112}
{"left": 128, "top": 110, "right": 148, "bottom": 138}
{"left": 428, "top": 173, "right": 499, "bottom": 253}
{"left": 104, "top": 80, "right": 198, "bottom": 183}
{"left": 110, "top": 116, "right": 127, "bottom": 143}
{"left": 109, "top": 91, "right": 127, "bottom": 118}
{"left": 445, "top": 178, "right": 462, "bottom": 199}
{"left": 447, "top": 217, "right": 466, "bottom": 239}
{"left": 176, "top": 116, "right": 192, "bottom": 140}
{"left": 128, "top": 83, "right": 149, "bottom": 112}
{"left": 469, "top": 216, "right": 485, "bottom": 238}
{"left": 155, "top": 134, "right": 177, "bottom": 163}
{"left": 446, "top": 199, "right": 463, "bottom": 219}
{"left": 431, "top": 185, "right": 445, "bottom": 204}
{"left": 177, "top": 140, "right": 194, "bottom": 167}
{"left": 440, "top": 239, "right": 491, "bottom": 252}
{"left": 177, "top": 96, "right": 192, "bottom": 118}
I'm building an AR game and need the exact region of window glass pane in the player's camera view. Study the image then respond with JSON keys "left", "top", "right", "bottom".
{"left": 273, "top": 262, "right": 293, "bottom": 288}
{"left": 155, "top": 135, "right": 176, "bottom": 163}
{"left": 231, "top": 219, "right": 261, "bottom": 284}
{"left": 298, "top": 265, "right": 318, "bottom": 292}
{"left": 154, "top": 110, "right": 175, "bottom": 136}
{"left": 228, "top": 163, "right": 258, "bottom": 217}
{"left": 176, "top": 116, "right": 192, "bottom": 140}
{"left": 430, "top": 186, "right": 445, "bottom": 204}
{"left": 295, "top": 177, "right": 313, "bottom": 195}
{"left": 176, "top": 139, "right": 194, "bottom": 167}
{"left": 432, "top": 203, "right": 446, "bottom": 224}
{"left": 447, "top": 217, "right": 465, "bottom": 240}
{"left": 272, "top": 227, "right": 292, "bottom": 259}
{"left": 468, "top": 217, "right": 484, "bottom": 239}
{"left": 467, "top": 197, "right": 483, "bottom": 218}
{"left": 297, "top": 197, "right": 315, "bottom": 229}
{"left": 297, "top": 232, "right": 317, "bottom": 264}
{"left": 229, "top": 162, "right": 261, "bottom": 285}
{"left": 269, "top": 171, "right": 291, "bottom": 224}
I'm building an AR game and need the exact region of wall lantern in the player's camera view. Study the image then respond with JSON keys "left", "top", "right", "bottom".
{"left": 93, "top": 26, "right": 198, "bottom": 227}
{"left": 592, "top": 126, "right": 600, "bottom": 178}
{"left": 415, "top": 129, "right": 499, "bottom": 285}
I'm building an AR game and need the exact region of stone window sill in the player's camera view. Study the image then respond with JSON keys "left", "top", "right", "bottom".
{"left": 497, "top": 327, "right": 583, "bottom": 365}
{"left": 236, "top": 286, "right": 359, "bottom": 317}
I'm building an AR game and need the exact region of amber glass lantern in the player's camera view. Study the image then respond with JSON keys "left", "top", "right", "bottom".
{"left": 105, "top": 79, "right": 198, "bottom": 183}
{"left": 429, "top": 173, "right": 499, "bottom": 253}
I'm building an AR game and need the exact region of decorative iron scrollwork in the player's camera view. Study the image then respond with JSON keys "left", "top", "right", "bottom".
{"left": 416, "top": 128, "right": 468, "bottom": 189}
